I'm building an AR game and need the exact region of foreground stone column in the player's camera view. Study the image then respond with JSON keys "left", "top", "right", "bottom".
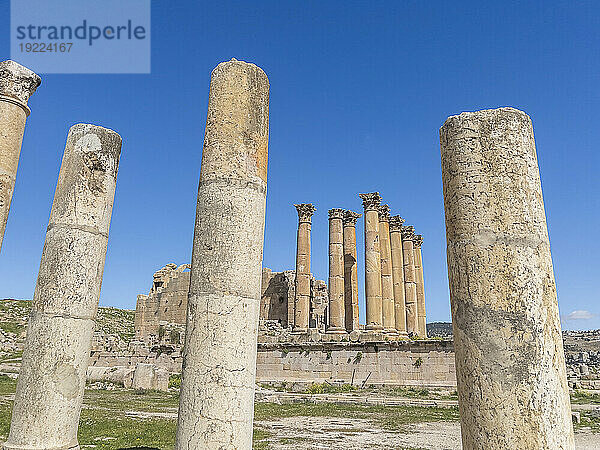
{"left": 378, "top": 204, "right": 396, "bottom": 333}
{"left": 5, "top": 124, "right": 121, "bottom": 450}
{"left": 401, "top": 225, "right": 418, "bottom": 335}
{"left": 389, "top": 215, "right": 408, "bottom": 337}
{"left": 293, "top": 203, "right": 315, "bottom": 332}
{"left": 413, "top": 234, "right": 427, "bottom": 337}
{"left": 327, "top": 208, "right": 346, "bottom": 333}
{"left": 440, "top": 107, "right": 573, "bottom": 449}
{"left": 359, "top": 192, "right": 383, "bottom": 331}
{"left": 0, "top": 60, "right": 41, "bottom": 253}
{"left": 343, "top": 210, "right": 361, "bottom": 331}
{"left": 175, "top": 59, "right": 269, "bottom": 450}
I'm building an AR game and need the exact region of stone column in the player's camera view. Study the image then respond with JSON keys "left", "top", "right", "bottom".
{"left": 440, "top": 107, "right": 573, "bottom": 449}
{"left": 293, "top": 203, "right": 315, "bottom": 332}
{"left": 0, "top": 60, "right": 41, "bottom": 253}
{"left": 343, "top": 210, "right": 361, "bottom": 331}
{"left": 5, "top": 124, "right": 121, "bottom": 450}
{"left": 378, "top": 204, "right": 396, "bottom": 333}
{"left": 401, "top": 225, "right": 418, "bottom": 335}
{"left": 359, "top": 192, "right": 383, "bottom": 331}
{"left": 389, "top": 215, "right": 408, "bottom": 337}
{"left": 413, "top": 234, "right": 427, "bottom": 338}
{"left": 175, "top": 59, "right": 269, "bottom": 450}
{"left": 327, "top": 208, "right": 346, "bottom": 333}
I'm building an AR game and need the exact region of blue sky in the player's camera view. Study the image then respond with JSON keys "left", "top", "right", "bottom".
{"left": 1, "top": 1, "right": 599, "bottom": 330}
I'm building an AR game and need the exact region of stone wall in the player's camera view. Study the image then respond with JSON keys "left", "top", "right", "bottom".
{"left": 90, "top": 339, "right": 456, "bottom": 388}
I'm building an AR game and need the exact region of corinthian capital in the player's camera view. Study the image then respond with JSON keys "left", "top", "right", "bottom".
{"left": 401, "top": 225, "right": 415, "bottom": 240}
{"left": 342, "top": 210, "right": 361, "bottom": 226}
{"left": 378, "top": 204, "right": 390, "bottom": 222}
{"left": 294, "top": 203, "right": 316, "bottom": 223}
{"left": 389, "top": 215, "right": 405, "bottom": 232}
{"left": 413, "top": 234, "right": 424, "bottom": 248}
{"left": 0, "top": 60, "right": 41, "bottom": 113}
{"left": 359, "top": 192, "right": 382, "bottom": 211}
{"left": 328, "top": 208, "right": 345, "bottom": 220}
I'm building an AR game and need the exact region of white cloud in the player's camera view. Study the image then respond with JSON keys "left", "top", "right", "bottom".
{"left": 562, "top": 310, "right": 595, "bottom": 321}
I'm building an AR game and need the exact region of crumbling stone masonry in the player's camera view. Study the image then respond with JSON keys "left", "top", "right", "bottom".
{"left": 343, "top": 210, "right": 361, "bottom": 331}
{"left": 293, "top": 203, "right": 316, "bottom": 332}
{"left": 175, "top": 59, "right": 270, "bottom": 449}
{"left": 440, "top": 107, "right": 574, "bottom": 449}
{"left": 134, "top": 263, "right": 190, "bottom": 341}
{"left": 378, "top": 204, "right": 396, "bottom": 334}
{"left": 402, "top": 225, "right": 418, "bottom": 335}
{"left": 0, "top": 60, "right": 41, "bottom": 253}
{"left": 359, "top": 192, "right": 383, "bottom": 331}
{"left": 327, "top": 208, "right": 346, "bottom": 333}
{"left": 389, "top": 215, "right": 408, "bottom": 337}
{"left": 413, "top": 234, "right": 427, "bottom": 338}
{"left": 6, "top": 124, "right": 121, "bottom": 450}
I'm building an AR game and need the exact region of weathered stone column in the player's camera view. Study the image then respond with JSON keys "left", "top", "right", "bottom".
{"left": 378, "top": 204, "right": 396, "bottom": 333}
{"left": 343, "top": 210, "right": 361, "bottom": 331}
{"left": 327, "top": 208, "right": 346, "bottom": 333}
{"left": 359, "top": 192, "right": 383, "bottom": 331}
{"left": 401, "top": 225, "right": 418, "bottom": 335}
{"left": 440, "top": 107, "right": 573, "bottom": 449}
{"left": 5, "top": 124, "right": 121, "bottom": 450}
{"left": 0, "top": 60, "right": 41, "bottom": 253}
{"left": 389, "top": 215, "right": 408, "bottom": 337}
{"left": 293, "top": 203, "right": 315, "bottom": 332}
{"left": 175, "top": 59, "right": 269, "bottom": 450}
{"left": 413, "top": 234, "right": 427, "bottom": 337}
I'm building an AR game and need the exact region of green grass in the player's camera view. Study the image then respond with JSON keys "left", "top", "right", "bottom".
{"left": 0, "top": 376, "right": 16, "bottom": 396}
{"left": 571, "top": 390, "right": 600, "bottom": 405}
{"left": 0, "top": 322, "right": 24, "bottom": 335}
{"left": 304, "top": 382, "right": 358, "bottom": 394}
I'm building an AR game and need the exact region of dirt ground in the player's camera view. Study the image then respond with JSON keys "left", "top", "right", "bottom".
{"left": 255, "top": 416, "right": 600, "bottom": 450}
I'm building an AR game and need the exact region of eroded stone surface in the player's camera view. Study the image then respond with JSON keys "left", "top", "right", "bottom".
{"left": 5, "top": 123, "right": 121, "bottom": 450}
{"left": 327, "top": 209, "right": 345, "bottom": 333}
{"left": 175, "top": 59, "right": 269, "bottom": 450}
{"left": 440, "top": 107, "right": 574, "bottom": 449}
{"left": 389, "top": 215, "right": 408, "bottom": 337}
{"left": 401, "top": 225, "right": 418, "bottom": 335}
{"left": 343, "top": 210, "right": 361, "bottom": 331}
{"left": 293, "top": 203, "right": 316, "bottom": 332}
{"left": 413, "top": 234, "right": 427, "bottom": 338}
{"left": 378, "top": 204, "right": 395, "bottom": 333}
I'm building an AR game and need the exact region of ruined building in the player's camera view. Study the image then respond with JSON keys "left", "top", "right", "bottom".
{"left": 134, "top": 264, "right": 328, "bottom": 342}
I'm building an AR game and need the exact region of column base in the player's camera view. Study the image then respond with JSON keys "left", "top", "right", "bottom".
{"left": 396, "top": 331, "right": 409, "bottom": 339}
{"left": 383, "top": 328, "right": 398, "bottom": 335}
{"left": 292, "top": 327, "right": 308, "bottom": 333}
{"left": 365, "top": 325, "right": 383, "bottom": 331}
{"left": 326, "top": 327, "right": 346, "bottom": 334}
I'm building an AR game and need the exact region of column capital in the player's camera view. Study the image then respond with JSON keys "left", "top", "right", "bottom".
{"left": 359, "top": 192, "right": 382, "bottom": 211}
{"left": 413, "top": 234, "right": 424, "bottom": 248}
{"left": 378, "top": 204, "right": 390, "bottom": 222}
{"left": 401, "top": 225, "right": 415, "bottom": 240}
{"left": 0, "top": 60, "right": 41, "bottom": 114}
{"left": 328, "top": 208, "right": 345, "bottom": 220}
{"left": 294, "top": 203, "right": 316, "bottom": 223}
{"left": 342, "top": 210, "right": 361, "bottom": 226}
{"left": 389, "top": 215, "right": 405, "bottom": 231}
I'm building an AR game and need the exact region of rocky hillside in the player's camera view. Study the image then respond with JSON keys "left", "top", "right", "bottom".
{"left": 0, "top": 299, "right": 135, "bottom": 359}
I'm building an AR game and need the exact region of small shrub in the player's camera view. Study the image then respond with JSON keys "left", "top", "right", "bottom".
{"left": 169, "top": 373, "right": 182, "bottom": 389}
{"left": 353, "top": 351, "right": 363, "bottom": 363}
{"left": 413, "top": 357, "right": 423, "bottom": 368}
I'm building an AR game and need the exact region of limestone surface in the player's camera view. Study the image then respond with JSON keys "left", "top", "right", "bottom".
{"left": 440, "top": 107, "right": 574, "bottom": 449}
{"left": 5, "top": 124, "right": 121, "bottom": 450}
{"left": 175, "top": 59, "right": 269, "bottom": 450}
{"left": 402, "top": 226, "right": 418, "bottom": 335}
{"left": 342, "top": 210, "right": 361, "bottom": 331}
{"left": 389, "top": 215, "right": 408, "bottom": 337}
{"left": 293, "top": 203, "right": 316, "bottom": 331}
{"left": 0, "top": 60, "right": 41, "bottom": 252}
{"left": 378, "top": 204, "right": 396, "bottom": 333}
{"left": 327, "top": 208, "right": 346, "bottom": 333}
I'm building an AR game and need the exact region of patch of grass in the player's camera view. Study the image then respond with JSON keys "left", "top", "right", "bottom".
{"left": 254, "top": 401, "right": 459, "bottom": 432}
{"left": 253, "top": 428, "right": 271, "bottom": 449}
{"left": 0, "top": 322, "right": 24, "bottom": 335}
{"left": 0, "top": 376, "right": 17, "bottom": 396}
{"left": 571, "top": 390, "right": 600, "bottom": 405}
{"left": 168, "top": 373, "right": 181, "bottom": 389}
{"left": 304, "top": 382, "right": 358, "bottom": 395}
{"left": 575, "top": 411, "right": 600, "bottom": 433}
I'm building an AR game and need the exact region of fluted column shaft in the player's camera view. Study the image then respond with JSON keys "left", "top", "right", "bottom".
{"left": 413, "top": 235, "right": 427, "bottom": 337}
{"left": 6, "top": 124, "right": 121, "bottom": 450}
{"left": 440, "top": 107, "right": 573, "bottom": 449}
{"left": 378, "top": 205, "right": 395, "bottom": 333}
{"left": 402, "top": 226, "right": 418, "bottom": 335}
{"left": 175, "top": 59, "right": 269, "bottom": 449}
{"left": 343, "top": 211, "right": 361, "bottom": 331}
{"left": 327, "top": 209, "right": 345, "bottom": 333}
{"left": 359, "top": 192, "right": 383, "bottom": 331}
{"left": 0, "top": 60, "right": 40, "bottom": 253}
{"left": 389, "top": 216, "right": 408, "bottom": 337}
{"left": 293, "top": 203, "right": 315, "bottom": 332}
